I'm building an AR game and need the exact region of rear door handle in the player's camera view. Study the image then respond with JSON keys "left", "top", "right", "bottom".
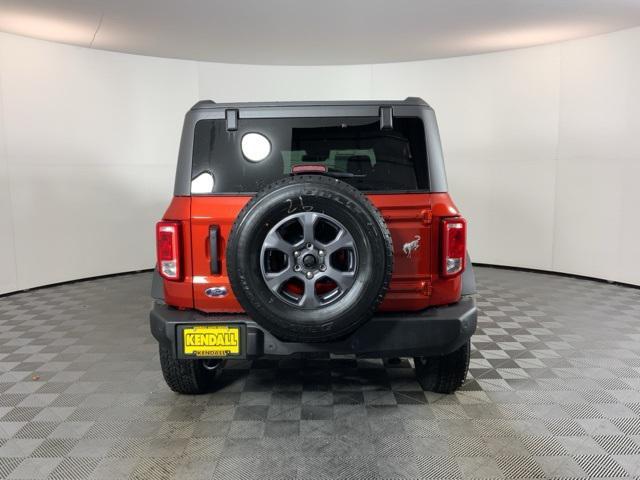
{"left": 209, "top": 225, "right": 220, "bottom": 274}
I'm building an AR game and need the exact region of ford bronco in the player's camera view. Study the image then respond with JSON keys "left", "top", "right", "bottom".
{"left": 150, "top": 98, "right": 477, "bottom": 394}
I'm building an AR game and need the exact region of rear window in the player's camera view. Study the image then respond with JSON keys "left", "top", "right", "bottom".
{"left": 191, "top": 116, "right": 429, "bottom": 194}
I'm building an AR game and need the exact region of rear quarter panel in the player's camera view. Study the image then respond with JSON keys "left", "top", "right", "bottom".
{"left": 161, "top": 197, "right": 194, "bottom": 309}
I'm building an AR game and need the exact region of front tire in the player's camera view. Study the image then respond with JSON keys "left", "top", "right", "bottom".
{"left": 414, "top": 339, "right": 471, "bottom": 394}
{"left": 159, "top": 345, "right": 225, "bottom": 394}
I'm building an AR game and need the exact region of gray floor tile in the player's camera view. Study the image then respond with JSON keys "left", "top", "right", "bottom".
{"left": 0, "top": 268, "right": 637, "bottom": 479}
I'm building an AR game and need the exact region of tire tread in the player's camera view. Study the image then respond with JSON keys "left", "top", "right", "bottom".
{"left": 414, "top": 339, "right": 471, "bottom": 394}
{"left": 159, "top": 345, "right": 212, "bottom": 394}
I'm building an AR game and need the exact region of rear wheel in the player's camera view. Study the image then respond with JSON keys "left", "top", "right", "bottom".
{"left": 159, "top": 345, "right": 225, "bottom": 394}
{"left": 414, "top": 339, "right": 471, "bottom": 394}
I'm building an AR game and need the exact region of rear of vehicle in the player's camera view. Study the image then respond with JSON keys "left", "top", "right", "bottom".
{"left": 151, "top": 98, "right": 477, "bottom": 394}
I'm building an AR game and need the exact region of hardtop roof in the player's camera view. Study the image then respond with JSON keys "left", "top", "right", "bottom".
{"left": 190, "top": 97, "right": 430, "bottom": 111}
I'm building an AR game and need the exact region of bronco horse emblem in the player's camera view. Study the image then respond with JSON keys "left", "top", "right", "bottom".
{"left": 402, "top": 235, "right": 421, "bottom": 258}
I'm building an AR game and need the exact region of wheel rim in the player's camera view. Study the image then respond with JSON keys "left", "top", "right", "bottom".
{"left": 260, "top": 212, "right": 358, "bottom": 309}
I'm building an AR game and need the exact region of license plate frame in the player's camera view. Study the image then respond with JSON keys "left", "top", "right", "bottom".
{"left": 177, "top": 324, "right": 245, "bottom": 359}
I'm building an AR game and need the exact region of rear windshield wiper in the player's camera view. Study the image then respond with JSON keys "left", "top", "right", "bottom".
{"left": 290, "top": 164, "right": 366, "bottom": 178}
{"left": 324, "top": 170, "right": 366, "bottom": 178}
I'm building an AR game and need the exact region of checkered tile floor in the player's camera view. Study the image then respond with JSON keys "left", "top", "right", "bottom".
{"left": 0, "top": 267, "right": 639, "bottom": 479}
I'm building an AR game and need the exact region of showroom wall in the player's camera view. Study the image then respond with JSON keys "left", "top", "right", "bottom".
{"left": 0, "top": 27, "right": 638, "bottom": 293}
{"left": 0, "top": 33, "right": 199, "bottom": 294}
{"left": 373, "top": 28, "right": 640, "bottom": 285}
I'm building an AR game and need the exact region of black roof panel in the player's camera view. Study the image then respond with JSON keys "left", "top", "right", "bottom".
{"left": 190, "top": 97, "right": 430, "bottom": 111}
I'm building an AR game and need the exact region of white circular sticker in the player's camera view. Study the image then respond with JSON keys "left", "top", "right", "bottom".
{"left": 241, "top": 132, "right": 271, "bottom": 162}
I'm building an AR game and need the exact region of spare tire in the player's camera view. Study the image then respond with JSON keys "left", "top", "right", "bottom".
{"left": 226, "top": 175, "right": 393, "bottom": 342}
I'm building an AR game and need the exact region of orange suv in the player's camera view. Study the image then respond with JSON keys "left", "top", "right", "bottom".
{"left": 150, "top": 98, "right": 477, "bottom": 394}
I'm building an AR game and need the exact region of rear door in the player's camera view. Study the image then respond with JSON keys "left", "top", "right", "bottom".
{"left": 189, "top": 113, "right": 436, "bottom": 313}
{"left": 190, "top": 194, "right": 435, "bottom": 313}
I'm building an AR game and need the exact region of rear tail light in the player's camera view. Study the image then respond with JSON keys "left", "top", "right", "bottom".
{"left": 156, "top": 221, "right": 182, "bottom": 281}
{"left": 441, "top": 217, "right": 466, "bottom": 277}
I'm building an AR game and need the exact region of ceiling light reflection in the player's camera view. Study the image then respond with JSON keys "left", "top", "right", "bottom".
{"left": 467, "top": 23, "right": 602, "bottom": 51}
{"left": 0, "top": 11, "right": 95, "bottom": 46}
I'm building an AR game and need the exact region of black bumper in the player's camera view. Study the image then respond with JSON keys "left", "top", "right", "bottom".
{"left": 150, "top": 296, "right": 477, "bottom": 359}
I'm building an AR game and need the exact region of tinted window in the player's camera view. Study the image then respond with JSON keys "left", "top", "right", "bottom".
{"left": 191, "top": 116, "right": 429, "bottom": 193}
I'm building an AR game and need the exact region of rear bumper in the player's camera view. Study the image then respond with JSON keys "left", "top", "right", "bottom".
{"left": 150, "top": 296, "right": 477, "bottom": 359}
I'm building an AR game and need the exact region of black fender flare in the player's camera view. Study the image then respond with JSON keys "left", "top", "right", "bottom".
{"left": 461, "top": 252, "right": 476, "bottom": 296}
{"left": 151, "top": 266, "right": 165, "bottom": 301}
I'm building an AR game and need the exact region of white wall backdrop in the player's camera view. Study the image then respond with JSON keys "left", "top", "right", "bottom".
{"left": 0, "top": 33, "right": 199, "bottom": 293}
{"left": 0, "top": 27, "right": 638, "bottom": 293}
